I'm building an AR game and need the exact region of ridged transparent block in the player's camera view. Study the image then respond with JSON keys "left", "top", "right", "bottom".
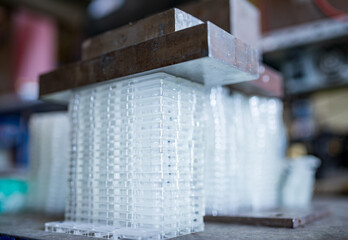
{"left": 45, "top": 73, "right": 205, "bottom": 239}
{"left": 27, "top": 113, "right": 69, "bottom": 214}
{"left": 205, "top": 87, "right": 286, "bottom": 216}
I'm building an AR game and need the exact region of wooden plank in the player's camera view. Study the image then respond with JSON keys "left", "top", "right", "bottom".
{"left": 81, "top": 8, "right": 203, "bottom": 60}
{"left": 39, "top": 22, "right": 258, "bottom": 102}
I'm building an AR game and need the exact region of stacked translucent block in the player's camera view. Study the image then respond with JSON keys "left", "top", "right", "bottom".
{"left": 27, "top": 113, "right": 69, "bottom": 214}
{"left": 245, "top": 93, "right": 286, "bottom": 211}
{"left": 281, "top": 156, "right": 320, "bottom": 208}
{"left": 205, "top": 87, "right": 286, "bottom": 216}
{"left": 45, "top": 73, "right": 205, "bottom": 239}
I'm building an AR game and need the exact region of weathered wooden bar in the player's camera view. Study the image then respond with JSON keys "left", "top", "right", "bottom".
{"left": 40, "top": 21, "right": 258, "bottom": 102}
{"left": 81, "top": 8, "right": 203, "bottom": 60}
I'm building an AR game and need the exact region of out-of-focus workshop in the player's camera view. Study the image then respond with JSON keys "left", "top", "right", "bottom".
{"left": 0, "top": 0, "right": 347, "bottom": 239}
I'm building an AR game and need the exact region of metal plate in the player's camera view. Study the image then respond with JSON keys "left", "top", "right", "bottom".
{"left": 204, "top": 205, "right": 331, "bottom": 228}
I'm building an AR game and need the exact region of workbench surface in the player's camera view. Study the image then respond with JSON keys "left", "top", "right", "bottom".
{"left": 1, "top": 197, "right": 347, "bottom": 240}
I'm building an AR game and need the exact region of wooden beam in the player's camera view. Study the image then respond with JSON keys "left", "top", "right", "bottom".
{"left": 82, "top": 8, "right": 203, "bottom": 60}
{"left": 39, "top": 22, "right": 258, "bottom": 102}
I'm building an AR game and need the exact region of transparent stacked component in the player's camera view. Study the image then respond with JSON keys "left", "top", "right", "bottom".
{"left": 205, "top": 87, "right": 286, "bottom": 216}
{"left": 27, "top": 113, "right": 69, "bottom": 214}
{"left": 45, "top": 73, "right": 205, "bottom": 239}
{"left": 246, "top": 93, "right": 286, "bottom": 210}
{"left": 205, "top": 88, "right": 238, "bottom": 216}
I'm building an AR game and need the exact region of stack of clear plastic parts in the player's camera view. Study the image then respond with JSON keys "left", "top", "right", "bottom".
{"left": 45, "top": 73, "right": 206, "bottom": 239}
{"left": 27, "top": 112, "right": 69, "bottom": 214}
{"left": 40, "top": 8, "right": 259, "bottom": 238}
{"left": 281, "top": 156, "right": 320, "bottom": 208}
{"left": 205, "top": 87, "right": 286, "bottom": 216}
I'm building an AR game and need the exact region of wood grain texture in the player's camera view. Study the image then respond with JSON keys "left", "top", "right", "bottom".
{"left": 39, "top": 22, "right": 258, "bottom": 100}
{"left": 81, "top": 8, "right": 203, "bottom": 60}
{"left": 40, "top": 23, "right": 208, "bottom": 96}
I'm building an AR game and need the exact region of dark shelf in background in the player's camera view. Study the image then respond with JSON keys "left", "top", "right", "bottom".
{"left": 0, "top": 94, "right": 67, "bottom": 115}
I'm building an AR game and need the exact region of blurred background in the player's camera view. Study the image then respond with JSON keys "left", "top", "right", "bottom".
{"left": 0, "top": 0, "right": 347, "bottom": 214}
